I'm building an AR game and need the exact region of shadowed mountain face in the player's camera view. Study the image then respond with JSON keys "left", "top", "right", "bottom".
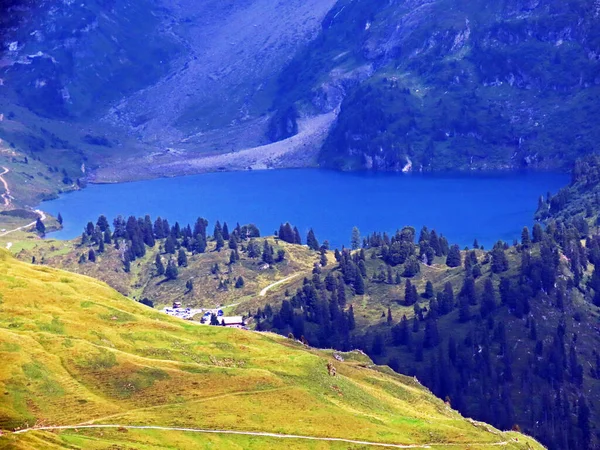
{"left": 275, "top": 0, "right": 600, "bottom": 171}
{"left": 0, "top": 0, "right": 599, "bottom": 181}
{"left": 0, "top": 0, "right": 335, "bottom": 141}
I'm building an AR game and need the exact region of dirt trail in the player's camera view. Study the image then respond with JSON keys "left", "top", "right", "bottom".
{"left": 10, "top": 424, "right": 513, "bottom": 448}
{"left": 0, "top": 210, "right": 46, "bottom": 237}
{"left": 259, "top": 274, "right": 300, "bottom": 296}
{"left": 0, "top": 166, "right": 11, "bottom": 207}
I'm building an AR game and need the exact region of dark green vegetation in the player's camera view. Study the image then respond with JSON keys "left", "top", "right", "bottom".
{"left": 255, "top": 215, "right": 600, "bottom": 450}
{"left": 0, "top": 250, "right": 544, "bottom": 450}
{"left": 536, "top": 155, "right": 600, "bottom": 224}
{"left": 16, "top": 215, "right": 324, "bottom": 310}
{"left": 273, "top": 0, "right": 600, "bottom": 171}
{"left": 26, "top": 192, "right": 600, "bottom": 450}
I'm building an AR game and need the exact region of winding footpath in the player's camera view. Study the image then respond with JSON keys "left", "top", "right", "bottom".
{"left": 0, "top": 166, "right": 48, "bottom": 240}
{"left": 10, "top": 424, "right": 512, "bottom": 448}
{"left": 0, "top": 210, "right": 46, "bottom": 238}
{"left": 0, "top": 166, "right": 10, "bottom": 207}
{"left": 259, "top": 274, "right": 299, "bottom": 296}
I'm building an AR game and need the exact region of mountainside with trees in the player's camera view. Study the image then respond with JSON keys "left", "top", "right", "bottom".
{"left": 252, "top": 219, "right": 600, "bottom": 450}
{"left": 0, "top": 249, "right": 545, "bottom": 449}
{"left": 15, "top": 216, "right": 325, "bottom": 311}
{"left": 536, "top": 155, "right": 600, "bottom": 224}
{"left": 18, "top": 192, "right": 600, "bottom": 450}
{"left": 272, "top": 0, "right": 600, "bottom": 171}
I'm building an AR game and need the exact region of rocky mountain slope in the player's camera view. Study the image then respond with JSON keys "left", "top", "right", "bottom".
{"left": 0, "top": 0, "right": 337, "bottom": 187}
{"left": 275, "top": 0, "right": 600, "bottom": 171}
{"left": 0, "top": 0, "right": 599, "bottom": 190}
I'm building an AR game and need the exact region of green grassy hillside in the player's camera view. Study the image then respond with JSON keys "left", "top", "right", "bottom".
{"left": 9, "top": 211, "right": 597, "bottom": 449}
{"left": 0, "top": 250, "right": 541, "bottom": 449}
{"left": 13, "top": 235, "right": 321, "bottom": 311}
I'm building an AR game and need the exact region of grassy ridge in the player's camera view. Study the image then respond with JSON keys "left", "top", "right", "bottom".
{"left": 12, "top": 237, "right": 321, "bottom": 310}
{"left": 0, "top": 250, "right": 541, "bottom": 449}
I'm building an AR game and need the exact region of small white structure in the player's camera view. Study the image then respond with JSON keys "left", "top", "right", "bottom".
{"left": 220, "top": 316, "right": 245, "bottom": 328}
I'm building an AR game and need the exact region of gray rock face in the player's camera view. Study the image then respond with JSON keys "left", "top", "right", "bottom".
{"left": 0, "top": 0, "right": 337, "bottom": 150}
{"left": 1, "top": 0, "right": 599, "bottom": 175}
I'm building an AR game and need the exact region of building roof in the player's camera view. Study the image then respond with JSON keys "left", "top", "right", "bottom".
{"left": 221, "top": 316, "right": 244, "bottom": 325}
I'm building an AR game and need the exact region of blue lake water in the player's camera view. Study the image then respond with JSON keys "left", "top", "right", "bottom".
{"left": 42, "top": 169, "right": 569, "bottom": 249}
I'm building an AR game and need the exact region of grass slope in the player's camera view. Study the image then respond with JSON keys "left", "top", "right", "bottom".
{"left": 13, "top": 237, "right": 321, "bottom": 311}
{"left": 0, "top": 250, "right": 540, "bottom": 449}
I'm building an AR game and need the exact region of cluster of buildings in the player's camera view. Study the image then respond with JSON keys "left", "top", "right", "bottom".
{"left": 163, "top": 301, "right": 245, "bottom": 328}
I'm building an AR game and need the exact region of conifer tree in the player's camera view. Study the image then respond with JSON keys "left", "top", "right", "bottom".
{"left": 215, "top": 230, "right": 225, "bottom": 252}
{"left": 88, "top": 248, "right": 96, "bottom": 263}
{"left": 306, "top": 228, "right": 319, "bottom": 250}
{"left": 441, "top": 282, "right": 455, "bottom": 315}
{"left": 532, "top": 223, "right": 544, "bottom": 243}
{"left": 354, "top": 273, "right": 365, "bottom": 295}
{"left": 351, "top": 226, "right": 361, "bottom": 250}
{"left": 446, "top": 245, "right": 461, "bottom": 267}
{"left": 403, "top": 255, "right": 421, "bottom": 277}
{"left": 195, "top": 235, "right": 207, "bottom": 254}
{"left": 57, "top": 213, "right": 63, "bottom": 225}
{"left": 165, "top": 260, "right": 178, "bottom": 280}
{"left": 424, "top": 318, "right": 440, "bottom": 348}
{"left": 186, "top": 279, "right": 194, "bottom": 292}
{"left": 165, "top": 236, "right": 176, "bottom": 254}
{"left": 96, "top": 215, "right": 109, "bottom": 232}
{"left": 320, "top": 252, "right": 327, "bottom": 267}
{"left": 521, "top": 226, "right": 531, "bottom": 247}
{"left": 177, "top": 249, "right": 188, "bottom": 267}
{"left": 235, "top": 276, "right": 245, "bottom": 288}
{"left": 404, "top": 280, "right": 418, "bottom": 306}
{"left": 276, "top": 249, "right": 286, "bottom": 262}
{"left": 222, "top": 222, "right": 230, "bottom": 240}
{"left": 86, "top": 221, "right": 95, "bottom": 236}
{"left": 293, "top": 226, "right": 302, "bottom": 245}
{"left": 480, "top": 277, "right": 497, "bottom": 317}
{"left": 35, "top": 217, "right": 46, "bottom": 235}
{"left": 279, "top": 223, "right": 295, "bottom": 243}
{"left": 491, "top": 242, "right": 509, "bottom": 273}
{"left": 153, "top": 217, "right": 165, "bottom": 239}
{"left": 395, "top": 272, "right": 402, "bottom": 285}
{"left": 424, "top": 280, "right": 434, "bottom": 299}
{"left": 213, "top": 221, "right": 222, "bottom": 238}
{"left": 155, "top": 254, "right": 165, "bottom": 276}
{"left": 262, "top": 240, "right": 274, "bottom": 264}
{"left": 347, "top": 305, "right": 355, "bottom": 330}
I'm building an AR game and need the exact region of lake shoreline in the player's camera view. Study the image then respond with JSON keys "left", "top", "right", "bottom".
{"left": 41, "top": 168, "right": 569, "bottom": 250}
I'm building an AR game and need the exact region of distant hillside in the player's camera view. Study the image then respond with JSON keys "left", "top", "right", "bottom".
{"left": 273, "top": 0, "right": 600, "bottom": 171}
{"left": 0, "top": 0, "right": 338, "bottom": 193}
{"left": 1, "top": 0, "right": 598, "bottom": 200}
{"left": 535, "top": 155, "right": 600, "bottom": 224}
{"left": 0, "top": 249, "right": 541, "bottom": 449}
